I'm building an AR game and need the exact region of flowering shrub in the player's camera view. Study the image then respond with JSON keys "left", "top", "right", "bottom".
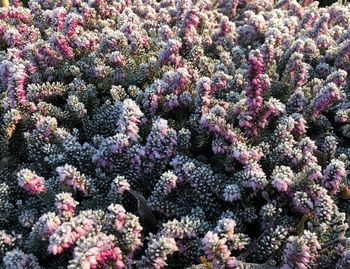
{"left": 1, "top": 0, "right": 350, "bottom": 268}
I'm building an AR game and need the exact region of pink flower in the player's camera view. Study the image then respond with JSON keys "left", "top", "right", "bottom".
{"left": 287, "top": 53, "right": 308, "bottom": 90}
{"left": 245, "top": 50, "right": 265, "bottom": 114}
{"left": 32, "top": 212, "right": 61, "bottom": 239}
{"left": 202, "top": 231, "right": 233, "bottom": 266}
{"left": 69, "top": 232, "right": 125, "bottom": 269}
{"left": 271, "top": 166, "right": 294, "bottom": 192}
{"left": 51, "top": 34, "right": 74, "bottom": 59}
{"left": 140, "top": 235, "right": 178, "bottom": 269}
{"left": 116, "top": 99, "right": 144, "bottom": 141}
{"left": 158, "top": 39, "right": 182, "bottom": 66}
{"left": 311, "top": 82, "right": 342, "bottom": 118}
{"left": 112, "top": 176, "right": 130, "bottom": 194}
{"left": 322, "top": 159, "right": 346, "bottom": 194}
{"left": 243, "top": 162, "right": 267, "bottom": 191}
{"left": 200, "top": 106, "right": 239, "bottom": 144}
{"left": 56, "top": 164, "right": 88, "bottom": 194}
{"left": 48, "top": 211, "right": 99, "bottom": 255}
{"left": 17, "top": 169, "right": 46, "bottom": 195}
{"left": 2, "top": 62, "right": 28, "bottom": 108}
{"left": 55, "top": 192, "right": 79, "bottom": 220}
{"left": 107, "top": 204, "right": 127, "bottom": 231}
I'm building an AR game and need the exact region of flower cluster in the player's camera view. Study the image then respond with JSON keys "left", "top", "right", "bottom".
{"left": 2, "top": 249, "right": 41, "bottom": 269}
{"left": 1, "top": 0, "right": 350, "bottom": 268}
{"left": 138, "top": 234, "right": 178, "bottom": 269}
{"left": 55, "top": 165, "right": 88, "bottom": 194}
{"left": 54, "top": 192, "right": 78, "bottom": 220}
{"left": 68, "top": 232, "right": 124, "bottom": 269}
{"left": 282, "top": 230, "right": 321, "bottom": 269}
{"left": 17, "top": 169, "right": 46, "bottom": 195}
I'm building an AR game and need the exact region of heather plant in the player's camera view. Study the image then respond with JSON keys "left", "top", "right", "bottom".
{"left": 1, "top": 0, "right": 350, "bottom": 268}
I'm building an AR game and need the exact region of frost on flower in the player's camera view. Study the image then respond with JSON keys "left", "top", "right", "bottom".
{"left": 3, "top": 249, "right": 41, "bottom": 269}
{"left": 68, "top": 232, "right": 124, "bottom": 269}
{"left": 17, "top": 169, "right": 46, "bottom": 195}
{"left": 56, "top": 164, "right": 88, "bottom": 194}
{"left": 138, "top": 234, "right": 178, "bottom": 269}
{"left": 2, "top": 0, "right": 350, "bottom": 268}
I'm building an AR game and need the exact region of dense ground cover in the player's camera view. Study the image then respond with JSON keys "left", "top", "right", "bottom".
{"left": 1, "top": 0, "right": 350, "bottom": 268}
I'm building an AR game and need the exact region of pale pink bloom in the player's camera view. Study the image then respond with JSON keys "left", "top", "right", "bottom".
{"left": 17, "top": 169, "right": 46, "bottom": 195}
{"left": 55, "top": 192, "right": 79, "bottom": 220}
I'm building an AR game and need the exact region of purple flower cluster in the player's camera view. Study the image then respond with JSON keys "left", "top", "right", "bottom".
{"left": 1, "top": 0, "right": 350, "bottom": 268}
